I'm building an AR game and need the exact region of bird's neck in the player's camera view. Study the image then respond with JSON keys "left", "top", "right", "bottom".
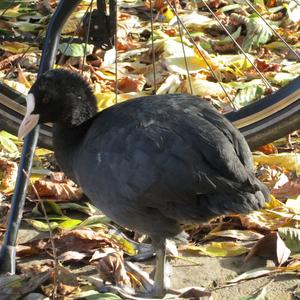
{"left": 52, "top": 118, "right": 94, "bottom": 181}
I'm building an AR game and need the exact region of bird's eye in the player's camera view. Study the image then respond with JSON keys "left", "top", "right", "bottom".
{"left": 42, "top": 96, "right": 50, "bottom": 104}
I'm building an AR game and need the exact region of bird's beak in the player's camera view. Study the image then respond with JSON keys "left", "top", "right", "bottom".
{"left": 18, "top": 93, "right": 40, "bottom": 139}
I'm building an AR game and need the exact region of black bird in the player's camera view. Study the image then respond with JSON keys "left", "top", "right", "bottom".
{"left": 18, "top": 69, "right": 269, "bottom": 297}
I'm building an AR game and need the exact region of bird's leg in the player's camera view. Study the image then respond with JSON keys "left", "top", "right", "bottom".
{"left": 151, "top": 237, "right": 168, "bottom": 298}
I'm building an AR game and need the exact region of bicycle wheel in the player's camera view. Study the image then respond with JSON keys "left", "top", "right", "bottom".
{"left": 0, "top": 0, "right": 299, "bottom": 150}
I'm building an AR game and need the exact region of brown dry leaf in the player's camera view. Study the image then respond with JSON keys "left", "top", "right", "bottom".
{"left": 17, "top": 239, "right": 48, "bottom": 257}
{"left": 256, "top": 143, "right": 278, "bottom": 154}
{"left": 272, "top": 178, "right": 300, "bottom": 200}
{"left": 0, "top": 54, "right": 23, "bottom": 70}
{"left": 240, "top": 210, "right": 291, "bottom": 231}
{"left": 245, "top": 232, "right": 291, "bottom": 265}
{"left": 58, "top": 250, "right": 88, "bottom": 262}
{"left": 43, "top": 266, "right": 79, "bottom": 297}
{"left": 206, "top": 229, "right": 264, "bottom": 241}
{"left": 0, "top": 158, "right": 18, "bottom": 194}
{"left": 97, "top": 252, "right": 131, "bottom": 286}
{"left": 255, "top": 59, "right": 281, "bottom": 72}
{"left": 20, "top": 263, "right": 52, "bottom": 276}
{"left": 51, "top": 229, "right": 114, "bottom": 255}
{"left": 28, "top": 172, "right": 83, "bottom": 201}
{"left": 118, "top": 75, "right": 146, "bottom": 93}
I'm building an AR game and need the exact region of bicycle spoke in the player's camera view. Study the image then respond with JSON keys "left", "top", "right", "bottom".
{"left": 244, "top": 0, "right": 300, "bottom": 61}
{"left": 165, "top": 0, "right": 235, "bottom": 107}
{"left": 150, "top": 0, "right": 157, "bottom": 93}
{"left": 81, "top": 0, "right": 94, "bottom": 74}
{"left": 173, "top": 3, "right": 193, "bottom": 94}
{"left": 201, "top": 0, "right": 273, "bottom": 91}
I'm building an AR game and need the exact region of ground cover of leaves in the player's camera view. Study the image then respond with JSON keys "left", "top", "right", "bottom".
{"left": 0, "top": 0, "right": 300, "bottom": 299}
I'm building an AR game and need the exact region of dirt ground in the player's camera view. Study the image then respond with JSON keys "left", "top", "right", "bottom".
{"left": 17, "top": 226, "right": 300, "bottom": 300}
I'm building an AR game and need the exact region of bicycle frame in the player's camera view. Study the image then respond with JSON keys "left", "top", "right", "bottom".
{"left": 0, "top": 0, "right": 81, "bottom": 274}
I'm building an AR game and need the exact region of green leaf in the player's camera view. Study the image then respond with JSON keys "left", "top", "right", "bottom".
{"left": 218, "top": 27, "right": 242, "bottom": 45}
{"left": 278, "top": 227, "right": 300, "bottom": 255}
{"left": 58, "top": 43, "right": 94, "bottom": 57}
{"left": 59, "top": 219, "right": 82, "bottom": 230}
{"left": 78, "top": 215, "right": 110, "bottom": 228}
{"left": 59, "top": 202, "right": 97, "bottom": 215}
{"left": 271, "top": 72, "right": 298, "bottom": 86}
{"left": 234, "top": 85, "right": 265, "bottom": 109}
{"left": 243, "top": 16, "right": 273, "bottom": 51}
{"left": 0, "top": 132, "right": 19, "bottom": 154}
{"left": 26, "top": 219, "right": 59, "bottom": 232}
{"left": 42, "top": 200, "right": 64, "bottom": 216}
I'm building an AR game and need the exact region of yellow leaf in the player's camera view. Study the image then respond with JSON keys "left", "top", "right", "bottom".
{"left": 160, "top": 6, "right": 174, "bottom": 22}
{"left": 109, "top": 233, "right": 137, "bottom": 256}
{"left": 185, "top": 241, "right": 248, "bottom": 257}
{"left": 35, "top": 148, "right": 53, "bottom": 157}
{"left": 183, "top": 77, "right": 232, "bottom": 97}
{"left": 253, "top": 153, "right": 300, "bottom": 173}
{"left": 95, "top": 92, "right": 145, "bottom": 112}
{"left": 265, "top": 195, "right": 284, "bottom": 209}
{"left": 0, "top": 5, "right": 21, "bottom": 18}
{"left": 0, "top": 41, "right": 39, "bottom": 54}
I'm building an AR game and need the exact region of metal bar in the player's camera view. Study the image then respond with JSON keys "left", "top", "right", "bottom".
{"left": 0, "top": 0, "right": 82, "bottom": 274}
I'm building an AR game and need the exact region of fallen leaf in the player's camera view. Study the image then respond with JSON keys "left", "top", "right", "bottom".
{"left": 0, "top": 271, "right": 50, "bottom": 300}
{"left": 58, "top": 251, "right": 88, "bottom": 262}
{"left": 0, "top": 41, "right": 39, "bottom": 54}
{"left": 0, "top": 158, "right": 18, "bottom": 193}
{"left": 256, "top": 144, "right": 277, "bottom": 155}
{"left": 118, "top": 75, "right": 146, "bottom": 93}
{"left": 28, "top": 172, "right": 83, "bottom": 201}
{"left": 97, "top": 252, "right": 131, "bottom": 286}
{"left": 278, "top": 227, "right": 300, "bottom": 255}
{"left": 228, "top": 267, "right": 277, "bottom": 283}
{"left": 206, "top": 229, "right": 264, "bottom": 241}
{"left": 187, "top": 241, "right": 248, "bottom": 257}
{"left": 0, "top": 131, "right": 19, "bottom": 154}
{"left": 253, "top": 153, "right": 300, "bottom": 172}
{"left": 245, "top": 232, "right": 291, "bottom": 265}
{"left": 272, "top": 179, "right": 300, "bottom": 200}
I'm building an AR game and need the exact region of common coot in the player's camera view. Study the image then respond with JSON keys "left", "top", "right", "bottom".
{"left": 18, "top": 69, "right": 269, "bottom": 297}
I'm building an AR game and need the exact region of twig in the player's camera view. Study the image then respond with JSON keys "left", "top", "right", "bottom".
{"left": 23, "top": 170, "right": 59, "bottom": 299}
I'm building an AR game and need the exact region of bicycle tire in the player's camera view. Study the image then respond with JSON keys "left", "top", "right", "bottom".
{"left": 0, "top": 76, "right": 299, "bottom": 150}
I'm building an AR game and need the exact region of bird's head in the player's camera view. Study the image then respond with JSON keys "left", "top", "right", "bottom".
{"left": 18, "top": 69, "right": 97, "bottom": 138}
